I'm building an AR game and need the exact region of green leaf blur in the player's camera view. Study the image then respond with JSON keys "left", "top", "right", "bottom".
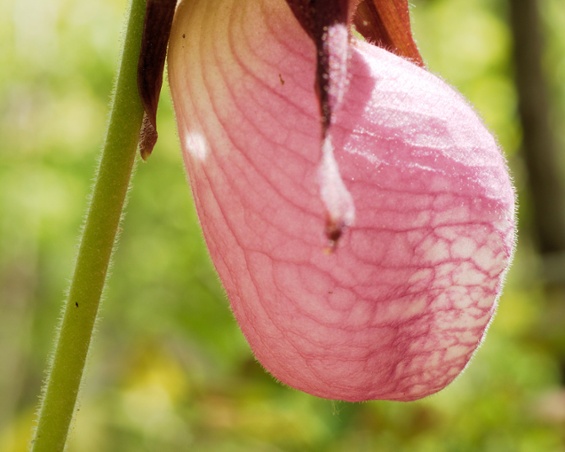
{"left": 1, "top": 0, "right": 564, "bottom": 450}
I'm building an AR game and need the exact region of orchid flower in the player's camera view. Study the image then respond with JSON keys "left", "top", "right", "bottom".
{"left": 165, "top": 0, "right": 516, "bottom": 402}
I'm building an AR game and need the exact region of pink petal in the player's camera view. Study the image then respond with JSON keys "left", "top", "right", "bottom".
{"left": 168, "top": 0, "right": 516, "bottom": 401}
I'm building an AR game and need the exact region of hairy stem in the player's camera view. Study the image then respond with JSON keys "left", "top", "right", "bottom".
{"left": 31, "top": 0, "right": 147, "bottom": 450}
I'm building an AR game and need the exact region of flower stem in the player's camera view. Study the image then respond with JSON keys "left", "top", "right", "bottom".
{"left": 31, "top": 0, "right": 147, "bottom": 450}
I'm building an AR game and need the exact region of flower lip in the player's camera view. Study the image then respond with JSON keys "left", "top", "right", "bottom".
{"left": 167, "top": 0, "right": 515, "bottom": 401}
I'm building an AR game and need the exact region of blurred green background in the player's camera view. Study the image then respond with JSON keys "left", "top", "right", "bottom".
{"left": 1, "top": 0, "right": 565, "bottom": 450}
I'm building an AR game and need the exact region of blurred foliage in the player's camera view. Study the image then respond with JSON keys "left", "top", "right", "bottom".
{"left": 1, "top": 0, "right": 565, "bottom": 450}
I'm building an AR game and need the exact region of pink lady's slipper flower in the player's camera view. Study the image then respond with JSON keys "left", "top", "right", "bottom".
{"left": 166, "top": 0, "right": 516, "bottom": 401}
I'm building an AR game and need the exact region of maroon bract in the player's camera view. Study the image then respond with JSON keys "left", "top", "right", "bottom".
{"left": 168, "top": 0, "right": 516, "bottom": 401}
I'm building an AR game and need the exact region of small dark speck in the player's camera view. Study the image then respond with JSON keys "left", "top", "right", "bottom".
{"left": 324, "top": 216, "right": 346, "bottom": 253}
{"left": 327, "top": 228, "right": 342, "bottom": 243}
{"left": 326, "top": 223, "right": 343, "bottom": 249}
{"left": 279, "top": 73, "right": 285, "bottom": 85}
{"left": 182, "top": 33, "right": 186, "bottom": 39}
{"left": 75, "top": 302, "right": 79, "bottom": 308}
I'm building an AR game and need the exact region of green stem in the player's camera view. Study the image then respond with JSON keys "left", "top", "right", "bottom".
{"left": 31, "top": 0, "right": 147, "bottom": 450}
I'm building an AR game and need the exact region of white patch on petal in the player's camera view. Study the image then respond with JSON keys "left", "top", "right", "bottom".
{"left": 325, "top": 23, "right": 350, "bottom": 117}
{"left": 319, "top": 136, "right": 355, "bottom": 228}
{"left": 184, "top": 130, "right": 209, "bottom": 161}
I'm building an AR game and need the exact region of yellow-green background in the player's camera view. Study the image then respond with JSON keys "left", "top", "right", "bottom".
{"left": 1, "top": 0, "right": 564, "bottom": 450}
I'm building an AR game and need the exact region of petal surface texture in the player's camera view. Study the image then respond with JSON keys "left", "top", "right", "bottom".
{"left": 168, "top": 0, "right": 516, "bottom": 401}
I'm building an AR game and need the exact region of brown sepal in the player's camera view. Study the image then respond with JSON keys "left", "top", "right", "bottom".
{"left": 285, "top": 0, "right": 350, "bottom": 40}
{"left": 137, "top": 0, "right": 177, "bottom": 160}
{"left": 285, "top": 0, "right": 350, "bottom": 135}
{"left": 354, "top": 0, "right": 424, "bottom": 66}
